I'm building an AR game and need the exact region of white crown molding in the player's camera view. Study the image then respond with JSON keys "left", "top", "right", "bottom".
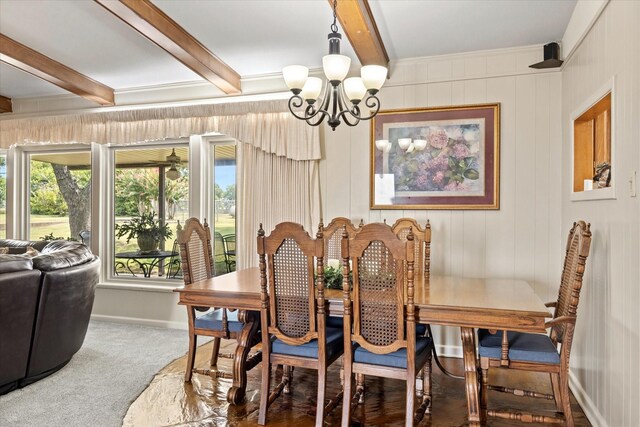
{"left": 391, "top": 43, "right": 544, "bottom": 65}
{"left": 5, "top": 43, "right": 561, "bottom": 116}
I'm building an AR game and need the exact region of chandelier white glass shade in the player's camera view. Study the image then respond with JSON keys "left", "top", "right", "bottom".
{"left": 165, "top": 148, "right": 181, "bottom": 181}
{"left": 283, "top": 0, "right": 388, "bottom": 131}
{"left": 375, "top": 138, "right": 428, "bottom": 153}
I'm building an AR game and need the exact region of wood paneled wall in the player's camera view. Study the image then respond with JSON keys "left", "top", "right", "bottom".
{"left": 561, "top": 2, "right": 640, "bottom": 426}
{"left": 320, "top": 46, "right": 563, "bottom": 355}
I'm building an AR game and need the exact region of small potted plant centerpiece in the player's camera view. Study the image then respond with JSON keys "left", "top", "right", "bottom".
{"left": 115, "top": 211, "right": 173, "bottom": 254}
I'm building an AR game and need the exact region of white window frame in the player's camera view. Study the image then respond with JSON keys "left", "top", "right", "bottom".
{"left": 0, "top": 149, "right": 8, "bottom": 239}
{"left": 204, "top": 135, "right": 239, "bottom": 269}
{"left": 103, "top": 139, "right": 192, "bottom": 289}
{"left": 12, "top": 144, "right": 92, "bottom": 241}
{"left": 4, "top": 134, "right": 238, "bottom": 292}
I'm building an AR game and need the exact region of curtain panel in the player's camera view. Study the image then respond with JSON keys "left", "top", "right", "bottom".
{"left": 237, "top": 142, "right": 321, "bottom": 269}
{"left": 0, "top": 100, "right": 320, "bottom": 161}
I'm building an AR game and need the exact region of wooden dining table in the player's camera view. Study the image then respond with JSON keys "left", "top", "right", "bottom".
{"left": 174, "top": 267, "right": 551, "bottom": 426}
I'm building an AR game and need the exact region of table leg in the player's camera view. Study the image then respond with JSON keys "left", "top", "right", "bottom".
{"left": 461, "top": 327, "right": 484, "bottom": 426}
{"left": 227, "top": 310, "right": 261, "bottom": 404}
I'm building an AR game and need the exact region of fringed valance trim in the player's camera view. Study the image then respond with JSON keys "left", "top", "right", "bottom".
{"left": 0, "top": 99, "right": 320, "bottom": 161}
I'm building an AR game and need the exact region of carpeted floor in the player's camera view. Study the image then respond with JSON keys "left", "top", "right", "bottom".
{"left": 0, "top": 320, "right": 190, "bottom": 427}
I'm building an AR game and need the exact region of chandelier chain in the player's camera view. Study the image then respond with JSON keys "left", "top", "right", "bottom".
{"left": 331, "top": 0, "right": 338, "bottom": 33}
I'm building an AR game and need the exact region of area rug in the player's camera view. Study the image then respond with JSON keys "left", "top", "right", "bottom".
{"left": 0, "top": 320, "right": 189, "bottom": 427}
{"left": 123, "top": 340, "right": 592, "bottom": 427}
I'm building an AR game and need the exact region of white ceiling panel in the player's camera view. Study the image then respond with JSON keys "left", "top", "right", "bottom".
{"left": 0, "top": 0, "right": 203, "bottom": 93}
{"left": 152, "top": 0, "right": 360, "bottom": 76}
{"left": 0, "top": 62, "right": 67, "bottom": 98}
{"left": 0, "top": 0, "right": 577, "bottom": 103}
{"left": 369, "top": 0, "right": 576, "bottom": 59}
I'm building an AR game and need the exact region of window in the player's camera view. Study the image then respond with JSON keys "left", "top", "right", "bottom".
{"left": 112, "top": 145, "right": 189, "bottom": 279}
{"left": 0, "top": 153, "right": 6, "bottom": 239}
{"left": 7, "top": 136, "right": 237, "bottom": 288}
{"left": 28, "top": 151, "right": 92, "bottom": 241}
{"left": 212, "top": 144, "right": 237, "bottom": 275}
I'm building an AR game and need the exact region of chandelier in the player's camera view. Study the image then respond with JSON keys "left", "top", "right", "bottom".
{"left": 282, "top": 0, "right": 388, "bottom": 131}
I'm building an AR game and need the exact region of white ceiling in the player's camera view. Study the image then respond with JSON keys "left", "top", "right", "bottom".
{"left": 0, "top": 0, "right": 576, "bottom": 101}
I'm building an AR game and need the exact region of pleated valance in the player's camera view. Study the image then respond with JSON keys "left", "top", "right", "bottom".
{"left": 0, "top": 99, "right": 320, "bottom": 161}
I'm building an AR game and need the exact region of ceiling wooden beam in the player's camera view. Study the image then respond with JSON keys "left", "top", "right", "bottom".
{"left": 0, "top": 34, "right": 115, "bottom": 106}
{"left": 96, "top": 0, "right": 241, "bottom": 94}
{"left": 331, "top": 0, "right": 389, "bottom": 67}
{"left": 0, "top": 95, "right": 11, "bottom": 113}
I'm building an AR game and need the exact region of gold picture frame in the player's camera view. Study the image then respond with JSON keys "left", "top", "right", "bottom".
{"left": 370, "top": 103, "right": 500, "bottom": 210}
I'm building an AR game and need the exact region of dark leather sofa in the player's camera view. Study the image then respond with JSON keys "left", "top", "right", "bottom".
{"left": 0, "top": 239, "right": 100, "bottom": 394}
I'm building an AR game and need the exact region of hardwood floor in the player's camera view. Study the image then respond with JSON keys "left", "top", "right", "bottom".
{"left": 124, "top": 340, "right": 590, "bottom": 426}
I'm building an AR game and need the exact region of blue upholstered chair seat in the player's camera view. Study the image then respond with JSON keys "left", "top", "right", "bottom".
{"left": 478, "top": 329, "right": 560, "bottom": 364}
{"left": 353, "top": 336, "right": 432, "bottom": 369}
{"left": 271, "top": 327, "right": 344, "bottom": 360}
{"left": 194, "top": 309, "right": 245, "bottom": 333}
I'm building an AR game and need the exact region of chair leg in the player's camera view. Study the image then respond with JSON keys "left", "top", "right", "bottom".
{"left": 480, "top": 357, "right": 489, "bottom": 417}
{"left": 185, "top": 306, "right": 197, "bottom": 382}
{"left": 258, "top": 356, "right": 271, "bottom": 425}
{"left": 560, "top": 373, "right": 574, "bottom": 427}
{"left": 315, "top": 364, "right": 327, "bottom": 427}
{"left": 210, "top": 337, "right": 221, "bottom": 368}
{"left": 406, "top": 366, "right": 416, "bottom": 427}
{"left": 185, "top": 333, "right": 197, "bottom": 382}
{"left": 341, "top": 363, "right": 353, "bottom": 426}
{"left": 550, "top": 372, "right": 563, "bottom": 412}
{"left": 355, "top": 373, "right": 365, "bottom": 404}
{"left": 283, "top": 365, "right": 293, "bottom": 394}
{"left": 424, "top": 355, "right": 432, "bottom": 414}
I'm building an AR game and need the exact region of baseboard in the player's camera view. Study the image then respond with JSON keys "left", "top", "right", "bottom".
{"left": 435, "top": 343, "right": 463, "bottom": 359}
{"left": 91, "top": 314, "right": 187, "bottom": 330}
{"left": 569, "top": 369, "right": 608, "bottom": 427}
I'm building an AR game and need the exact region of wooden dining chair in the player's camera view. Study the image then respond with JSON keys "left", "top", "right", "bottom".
{"left": 341, "top": 223, "right": 433, "bottom": 426}
{"left": 257, "top": 222, "right": 344, "bottom": 426}
{"left": 390, "top": 218, "right": 461, "bottom": 384}
{"left": 478, "top": 221, "right": 592, "bottom": 426}
{"left": 323, "top": 217, "right": 362, "bottom": 261}
{"left": 179, "top": 218, "right": 259, "bottom": 391}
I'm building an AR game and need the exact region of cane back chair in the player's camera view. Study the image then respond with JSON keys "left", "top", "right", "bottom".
{"left": 257, "top": 222, "right": 344, "bottom": 426}
{"left": 341, "top": 223, "right": 433, "bottom": 426}
{"left": 479, "top": 221, "right": 592, "bottom": 426}
{"left": 322, "top": 217, "right": 362, "bottom": 328}
{"left": 323, "top": 217, "right": 362, "bottom": 261}
{"left": 390, "top": 218, "right": 461, "bottom": 382}
{"left": 179, "top": 218, "right": 259, "bottom": 397}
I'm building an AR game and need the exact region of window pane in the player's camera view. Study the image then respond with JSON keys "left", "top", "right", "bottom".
{"left": 213, "top": 144, "right": 236, "bottom": 276}
{"left": 29, "top": 152, "right": 91, "bottom": 241}
{"left": 0, "top": 154, "right": 6, "bottom": 239}
{"left": 113, "top": 146, "right": 189, "bottom": 279}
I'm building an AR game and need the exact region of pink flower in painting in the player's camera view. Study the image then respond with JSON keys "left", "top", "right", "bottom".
{"left": 452, "top": 143, "right": 470, "bottom": 159}
{"left": 444, "top": 181, "right": 467, "bottom": 192}
{"left": 416, "top": 174, "right": 429, "bottom": 190}
{"left": 432, "top": 171, "right": 445, "bottom": 185}
{"left": 427, "top": 154, "right": 448, "bottom": 171}
{"left": 428, "top": 130, "right": 448, "bottom": 149}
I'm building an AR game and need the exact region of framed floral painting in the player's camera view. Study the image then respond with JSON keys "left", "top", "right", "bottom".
{"left": 370, "top": 104, "right": 500, "bottom": 210}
